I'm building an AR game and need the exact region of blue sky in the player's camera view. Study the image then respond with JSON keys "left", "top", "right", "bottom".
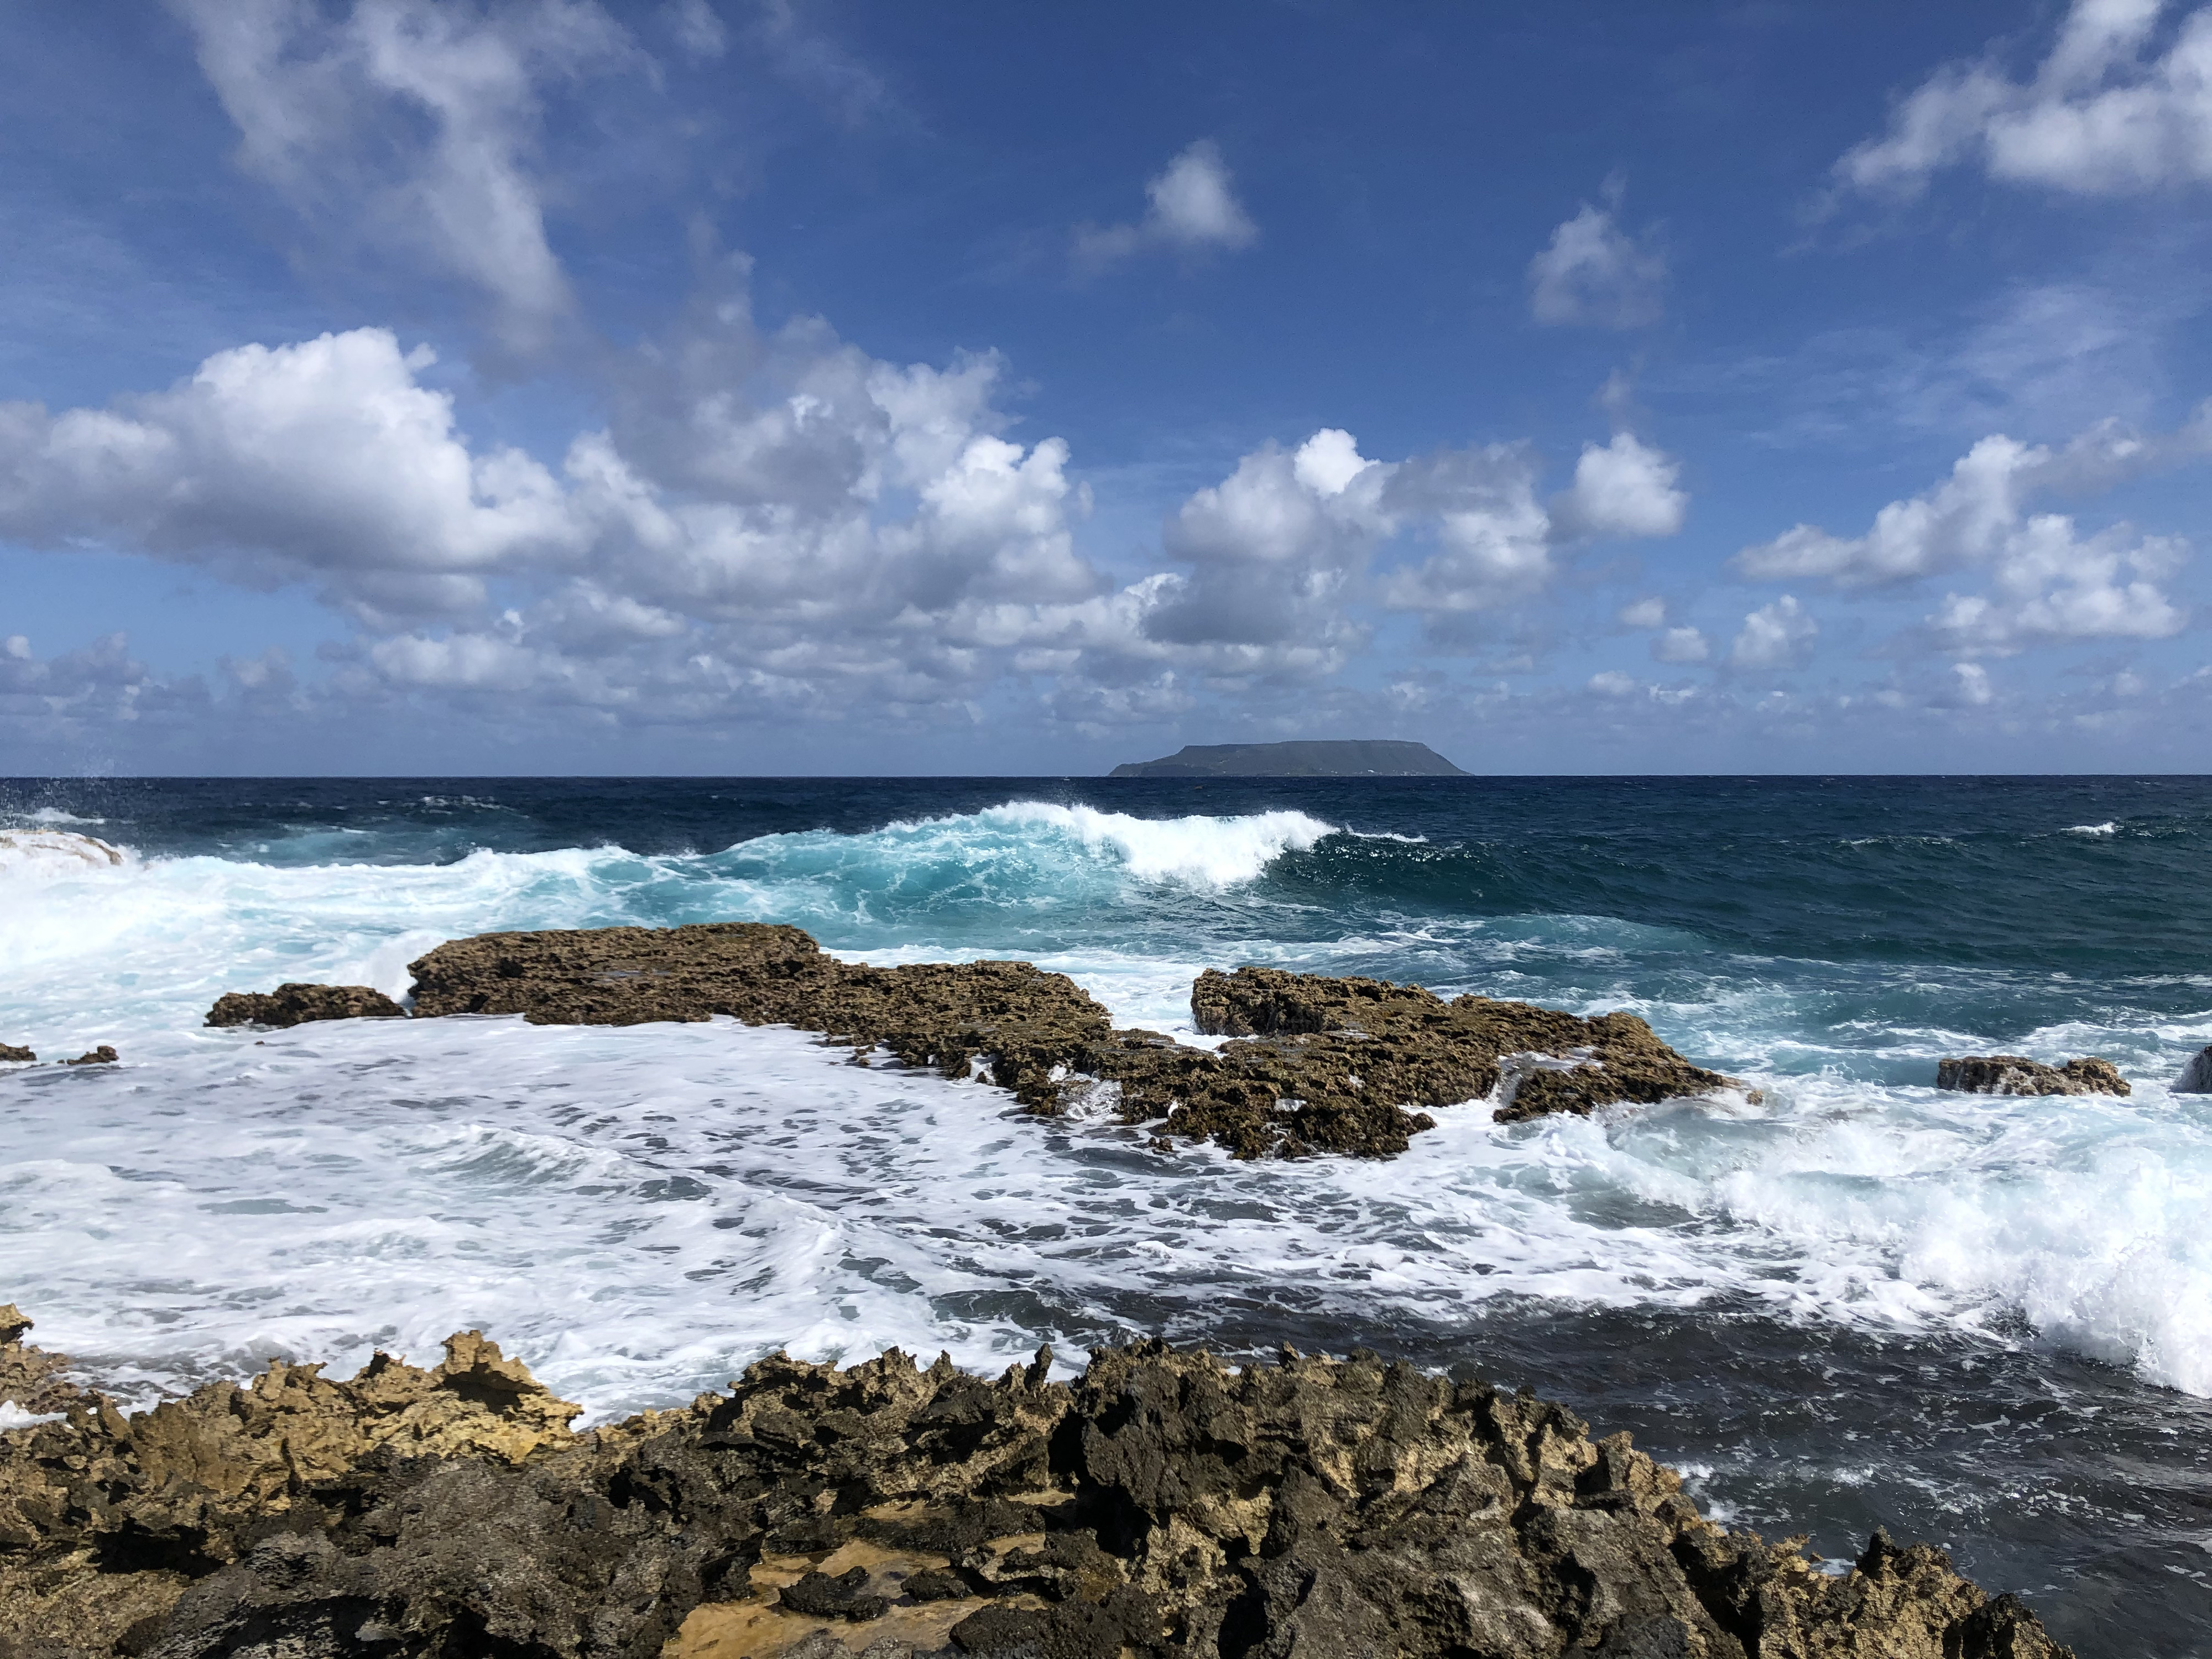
{"left": 3, "top": 0, "right": 2210, "bottom": 774}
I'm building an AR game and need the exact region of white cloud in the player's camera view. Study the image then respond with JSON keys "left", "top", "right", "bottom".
{"left": 1953, "top": 662, "right": 1995, "bottom": 705}
{"left": 1552, "top": 432, "right": 1687, "bottom": 539}
{"left": 1375, "top": 445, "right": 1557, "bottom": 614}
{"left": 0, "top": 328, "right": 576, "bottom": 623}
{"left": 1074, "top": 140, "right": 1259, "bottom": 270}
{"left": 1653, "top": 625, "right": 1710, "bottom": 664}
{"left": 1617, "top": 596, "right": 1666, "bottom": 629}
{"left": 1837, "top": 0, "right": 2212, "bottom": 197}
{"left": 1588, "top": 669, "right": 1639, "bottom": 696}
{"left": 1730, "top": 596, "right": 1818, "bottom": 669}
{"left": 1927, "top": 525, "right": 2188, "bottom": 654}
{"left": 1527, "top": 193, "right": 1665, "bottom": 327}
{"left": 1734, "top": 413, "right": 2202, "bottom": 656}
{"left": 1737, "top": 434, "right": 2040, "bottom": 587}
{"left": 173, "top": 0, "right": 638, "bottom": 352}
{"left": 665, "top": 0, "right": 726, "bottom": 60}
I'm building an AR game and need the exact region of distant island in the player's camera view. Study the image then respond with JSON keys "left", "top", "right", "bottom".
{"left": 1110, "top": 740, "right": 1468, "bottom": 778}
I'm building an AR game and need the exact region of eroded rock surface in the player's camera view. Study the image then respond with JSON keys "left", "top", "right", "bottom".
{"left": 0, "top": 1045, "right": 32, "bottom": 1064}
{"left": 398, "top": 924, "right": 1747, "bottom": 1159}
{"left": 0, "top": 1307, "right": 79, "bottom": 1418}
{"left": 1936, "top": 1055, "right": 2130, "bottom": 1097}
{"left": 60, "top": 1048, "right": 116, "bottom": 1068}
{"left": 203, "top": 984, "right": 408, "bottom": 1029}
{"left": 0, "top": 1318, "right": 2070, "bottom": 1659}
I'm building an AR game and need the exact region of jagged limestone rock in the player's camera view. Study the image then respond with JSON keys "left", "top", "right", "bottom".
{"left": 392, "top": 924, "right": 1749, "bottom": 1160}
{"left": 1936, "top": 1055, "right": 2130, "bottom": 1097}
{"left": 0, "top": 1318, "right": 2070, "bottom": 1659}
{"left": 203, "top": 983, "right": 407, "bottom": 1029}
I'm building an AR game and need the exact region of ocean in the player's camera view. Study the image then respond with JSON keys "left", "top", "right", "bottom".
{"left": 2, "top": 774, "right": 2209, "bottom": 1655}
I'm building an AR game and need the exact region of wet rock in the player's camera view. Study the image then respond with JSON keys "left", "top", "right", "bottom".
{"left": 0, "top": 1316, "right": 2072, "bottom": 1659}
{"left": 202, "top": 983, "right": 407, "bottom": 1029}
{"left": 1936, "top": 1055, "right": 2131, "bottom": 1097}
{"left": 2175, "top": 1046, "right": 2212, "bottom": 1093}
{"left": 402, "top": 925, "right": 1749, "bottom": 1160}
{"left": 0, "top": 1044, "right": 32, "bottom": 1063}
{"left": 782, "top": 1566, "right": 890, "bottom": 1620}
{"left": 60, "top": 1047, "right": 117, "bottom": 1067}
{"left": 0, "top": 1306, "right": 80, "bottom": 1418}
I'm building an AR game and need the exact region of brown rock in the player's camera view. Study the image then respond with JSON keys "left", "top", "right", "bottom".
{"left": 0, "top": 1306, "right": 79, "bottom": 1418}
{"left": 0, "top": 1316, "right": 2072, "bottom": 1659}
{"left": 1936, "top": 1055, "right": 2131, "bottom": 1097}
{"left": 202, "top": 983, "right": 408, "bottom": 1029}
{"left": 60, "top": 1046, "right": 116, "bottom": 1066}
{"left": 0, "top": 1044, "right": 32, "bottom": 1063}
{"left": 401, "top": 925, "right": 1749, "bottom": 1161}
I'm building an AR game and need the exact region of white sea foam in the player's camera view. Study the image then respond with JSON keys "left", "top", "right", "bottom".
{"left": 6, "top": 802, "right": 2212, "bottom": 1414}
{"left": 2065, "top": 821, "right": 2119, "bottom": 836}
{"left": 6, "top": 1010, "right": 2212, "bottom": 1417}
{"left": 0, "top": 830, "right": 129, "bottom": 878}
{"left": 956, "top": 802, "right": 1332, "bottom": 886}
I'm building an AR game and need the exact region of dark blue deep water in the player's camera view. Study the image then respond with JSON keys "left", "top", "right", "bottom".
{"left": 3, "top": 775, "right": 2210, "bottom": 1653}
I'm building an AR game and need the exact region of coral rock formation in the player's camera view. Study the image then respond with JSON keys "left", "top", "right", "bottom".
{"left": 0, "top": 1045, "right": 33, "bottom": 1064}
{"left": 396, "top": 924, "right": 1748, "bottom": 1160}
{"left": 1935, "top": 1055, "right": 2130, "bottom": 1097}
{"left": 203, "top": 984, "right": 408, "bottom": 1029}
{"left": 0, "top": 1317, "right": 2070, "bottom": 1659}
{"left": 60, "top": 1047, "right": 117, "bottom": 1067}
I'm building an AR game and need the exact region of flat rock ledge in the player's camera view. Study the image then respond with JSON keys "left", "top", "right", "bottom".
{"left": 391, "top": 922, "right": 1749, "bottom": 1159}
{"left": 1935, "top": 1055, "right": 2130, "bottom": 1097}
{"left": 0, "top": 1310, "right": 2067, "bottom": 1659}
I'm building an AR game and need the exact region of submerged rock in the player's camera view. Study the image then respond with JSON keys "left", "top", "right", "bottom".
{"left": 203, "top": 983, "right": 408, "bottom": 1029}
{"left": 398, "top": 924, "right": 1748, "bottom": 1159}
{"left": 0, "top": 1316, "right": 2072, "bottom": 1659}
{"left": 2175, "top": 1046, "right": 2212, "bottom": 1094}
{"left": 1936, "top": 1055, "right": 2130, "bottom": 1097}
{"left": 0, "top": 1044, "right": 32, "bottom": 1064}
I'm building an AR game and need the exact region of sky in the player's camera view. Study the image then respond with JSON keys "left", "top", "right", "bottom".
{"left": 3, "top": 0, "right": 2210, "bottom": 775}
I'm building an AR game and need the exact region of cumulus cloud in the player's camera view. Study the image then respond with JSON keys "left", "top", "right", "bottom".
{"left": 1527, "top": 187, "right": 1665, "bottom": 327}
{"left": 1551, "top": 432, "right": 1687, "bottom": 539}
{"left": 1730, "top": 596, "right": 1818, "bottom": 669}
{"left": 1734, "top": 411, "right": 2204, "bottom": 655}
{"left": 1616, "top": 596, "right": 1666, "bottom": 629}
{"left": 1837, "top": 0, "right": 2212, "bottom": 197}
{"left": 1074, "top": 140, "right": 1259, "bottom": 271}
{"left": 1133, "top": 422, "right": 1691, "bottom": 649}
{"left": 173, "top": 0, "right": 638, "bottom": 352}
{"left": 1926, "top": 527, "right": 2188, "bottom": 654}
{"left": 1653, "top": 626, "right": 1710, "bottom": 664}
{"left": 0, "top": 329, "right": 577, "bottom": 624}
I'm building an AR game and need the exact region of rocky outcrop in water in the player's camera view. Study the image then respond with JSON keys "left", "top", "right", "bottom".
{"left": 2174, "top": 1047, "right": 2212, "bottom": 1093}
{"left": 60, "top": 1047, "right": 117, "bottom": 1067}
{"left": 397, "top": 924, "right": 1749, "bottom": 1159}
{"left": 202, "top": 984, "right": 408, "bottom": 1029}
{"left": 1935, "top": 1055, "right": 2130, "bottom": 1097}
{"left": 0, "top": 1045, "right": 32, "bottom": 1064}
{"left": 0, "top": 1314, "right": 2070, "bottom": 1659}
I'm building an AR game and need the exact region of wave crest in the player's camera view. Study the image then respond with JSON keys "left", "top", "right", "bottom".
{"left": 0, "top": 830, "right": 129, "bottom": 878}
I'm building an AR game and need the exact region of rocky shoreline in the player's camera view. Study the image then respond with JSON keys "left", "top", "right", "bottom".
{"left": 211, "top": 922, "right": 1754, "bottom": 1161}
{"left": 0, "top": 1307, "right": 2069, "bottom": 1658}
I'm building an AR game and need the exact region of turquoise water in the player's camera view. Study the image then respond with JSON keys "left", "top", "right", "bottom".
{"left": 2, "top": 774, "right": 2209, "bottom": 1653}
